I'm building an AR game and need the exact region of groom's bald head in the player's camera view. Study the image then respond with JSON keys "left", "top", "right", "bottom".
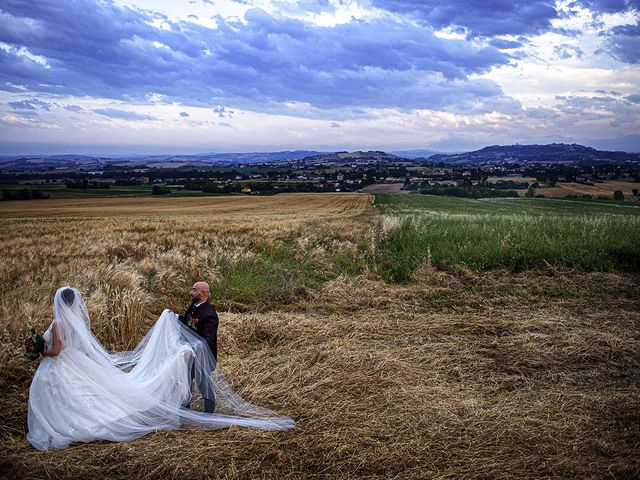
{"left": 190, "top": 281, "right": 210, "bottom": 303}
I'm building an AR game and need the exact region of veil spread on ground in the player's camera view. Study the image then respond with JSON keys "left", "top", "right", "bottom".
{"left": 27, "top": 286, "right": 294, "bottom": 452}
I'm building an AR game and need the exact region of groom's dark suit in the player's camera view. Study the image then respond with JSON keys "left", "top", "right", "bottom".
{"left": 178, "top": 300, "right": 218, "bottom": 412}
{"left": 178, "top": 300, "right": 218, "bottom": 360}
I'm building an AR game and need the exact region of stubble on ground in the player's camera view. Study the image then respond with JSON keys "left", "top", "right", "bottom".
{"left": 0, "top": 194, "right": 638, "bottom": 479}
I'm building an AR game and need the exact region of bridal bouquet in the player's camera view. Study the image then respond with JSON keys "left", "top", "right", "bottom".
{"left": 25, "top": 329, "right": 45, "bottom": 360}
{"left": 187, "top": 316, "right": 199, "bottom": 330}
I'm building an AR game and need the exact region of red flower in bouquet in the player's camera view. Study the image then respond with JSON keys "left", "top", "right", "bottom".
{"left": 188, "top": 316, "right": 199, "bottom": 330}
{"left": 25, "top": 329, "right": 45, "bottom": 360}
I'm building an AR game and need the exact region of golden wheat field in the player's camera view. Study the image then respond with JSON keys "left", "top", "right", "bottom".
{"left": 0, "top": 193, "right": 639, "bottom": 479}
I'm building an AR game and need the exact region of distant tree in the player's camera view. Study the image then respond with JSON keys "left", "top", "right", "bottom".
{"left": 613, "top": 190, "right": 624, "bottom": 201}
{"left": 633, "top": 188, "right": 639, "bottom": 198}
{"left": 525, "top": 187, "right": 536, "bottom": 198}
{"left": 152, "top": 185, "right": 170, "bottom": 195}
{"left": 66, "top": 179, "right": 109, "bottom": 189}
{"left": 1, "top": 188, "right": 48, "bottom": 201}
{"left": 114, "top": 179, "right": 140, "bottom": 186}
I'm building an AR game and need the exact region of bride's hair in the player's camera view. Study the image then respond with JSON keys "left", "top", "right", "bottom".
{"left": 61, "top": 288, "right": 75, "bottom": 307}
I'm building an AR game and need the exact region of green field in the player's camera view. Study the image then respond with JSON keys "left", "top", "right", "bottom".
{"left": 374, "top": 194, "right": 640, "bottom": 281}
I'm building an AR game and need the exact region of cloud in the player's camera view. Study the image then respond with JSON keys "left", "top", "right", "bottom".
{"left": 553, "top": 93, "right": 640, "bottom": 127}
{"left": 489, "top": 38, "right": 523, "bottom": 49}
{"left": 64, "top": 105, "right": 83, "bottom": 112}
{"left": 600, "top": 24, "right": 640, "bottom": 63}
{"left": 574, "top": 0, "right": 640, "bottom": 14}
{"left": 273, "top": 0, "right": 335, "bottom": 16}
{"left": 524, "top": 106, "right": 560, "bottom": 119}
{"left": 625, "top": 93, "right": 640, "bottom": 103}
{"left": 179, "top": 111, "right": 190, "bottom": 117}
{"left": 369, "top": 0, "right": 559, "bottom": 37}
{"left": 92, "top": 108, "right": 157, "bottom": 121}
{"left": 213, "top": 106, "right": 234, "bottom": 118}
{"left": 553, "top": 44, "right": 584, "bottom": 59}
{"left": 8, "top": 100, "right": 36, "bottom": 110}
{"left": 7, "top": 98, "right": 51, "bottom": 110}
{"left": 3, "top": 109, "right": 39, "bottom": 119}
{"left": 0, "top": 1, "right": 516, "bottom": 115}
{"left": 330, "top": 121, "right": 341, "bottom": 128}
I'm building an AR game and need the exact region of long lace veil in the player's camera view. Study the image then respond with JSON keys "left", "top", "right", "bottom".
{"left": 44, "top": 286, "right": 293, "bottom": 433}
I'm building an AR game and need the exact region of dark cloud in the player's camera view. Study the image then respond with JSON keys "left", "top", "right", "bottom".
{"left": 573, "top": 0, "right": 640, "bottom": 14}
{"left": 8, "top": 100, "right": 36, "bottom": 110}
{"left": 8, "top": 98, "right": 51, "bottom": 110}
{"left": 179, "top": 111, "right": 190, "bottom": 117}
{"left": 369, "top": 0, "right": 558, "bottom": 37}
{"left": 213, "top": 106, "right": 234, "bottom": 118}
{"left": 554, "top": 44, "right": 584, "bottom": 59}
{"left": 64, "top": 105, "right": 83, "bottom": 112}
{"left": 93, "top": 108, "right": 157, "bottom": 121}
{"left": 625, "top": 94, "right": 640, "bottom": 103}
{"left": 0, "top": 1, "right": 517, "bottom": 115}
{"left": 600, "top": 24, "right": 640, "bottom": 63}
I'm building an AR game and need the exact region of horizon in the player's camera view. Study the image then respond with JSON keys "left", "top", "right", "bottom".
{"left": 1, "top": 1, "right": 639, "bottom": 154}
{"left": 1, "top": 140, "right": 640, "bottom": 158}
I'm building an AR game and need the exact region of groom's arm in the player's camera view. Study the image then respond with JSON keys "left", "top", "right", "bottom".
{"left": 201, "top": 310, "right": 219, "bottom": 361}
{"left": 177, "top": 309, "right": 189, "bottom": 325}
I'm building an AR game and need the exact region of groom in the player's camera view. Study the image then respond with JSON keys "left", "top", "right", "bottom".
{"left": 178, "top": 281, "right": 218, "bottom": 413}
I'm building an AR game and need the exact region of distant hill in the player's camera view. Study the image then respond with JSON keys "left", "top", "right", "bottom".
{"left": 2, "top": 144, "right": 638, "bottom": 172}
{"left": 390, "top": 149, "right": 441, "bottom": 159}
{"left": 299, "top": 150, "right": 407, "bottom": 165}
{"left": 427, "top": 143, "right": 640, "bottom": 164}
{"left": 0, "top": 150, "right": 327, "bottom": 171}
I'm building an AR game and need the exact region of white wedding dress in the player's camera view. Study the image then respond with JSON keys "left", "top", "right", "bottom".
{"left": 27, "top": 287, "right": 294, "bottom": 451}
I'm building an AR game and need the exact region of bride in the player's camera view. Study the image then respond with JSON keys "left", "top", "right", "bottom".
{"left": 27, "top": 286, "right": 294, "bottom": 451}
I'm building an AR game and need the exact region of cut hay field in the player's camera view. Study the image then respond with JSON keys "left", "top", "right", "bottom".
{"left": 1, "top": 193, "right": 639, "bottom": 479}
{"left": 360, "top": 183, "right": 406, "bottom": 194}
{"left": 536, "top": 180, "right": 639, "bottom": 199}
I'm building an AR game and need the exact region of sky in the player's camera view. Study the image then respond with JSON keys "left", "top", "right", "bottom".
{"left": 0, "top": 0, "right": 639, "bottom": 155}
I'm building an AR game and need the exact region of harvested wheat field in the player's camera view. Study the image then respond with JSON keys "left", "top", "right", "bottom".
{"left": 1, "top": 193, "right": 639, "bottom": 479}
{"left": 536, "top": 180, "right": 639, "bottom": 199}
{"left": 361, "top": 183, "right": 407, "bottom": 194}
